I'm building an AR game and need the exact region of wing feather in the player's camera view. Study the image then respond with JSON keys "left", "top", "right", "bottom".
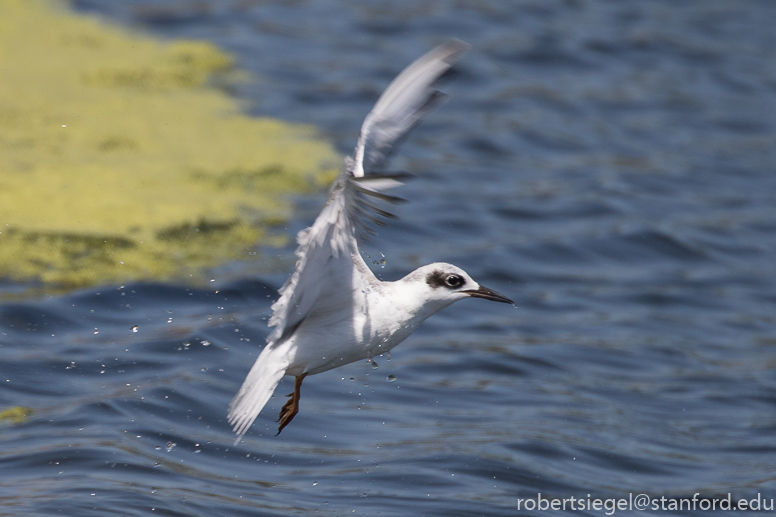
{"left": 265, "top": 175, "right": 359, "bottom": 344}
{"left": 352, "top": 39, "right": 470, "bottom": 178}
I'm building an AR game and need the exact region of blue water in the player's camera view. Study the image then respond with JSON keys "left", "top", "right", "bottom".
{"left": 2, "top": 0, "right": 776, "bottom": 515}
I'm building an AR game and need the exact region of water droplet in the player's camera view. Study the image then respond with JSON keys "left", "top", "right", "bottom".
{"left": 201, "top": 340, "right": 211, "bottom": 347}
{"left": 387, "top": 375, "right": 396, "bottom": 382}
{"left": 165, "top": 442, "right": 176, "bottom": 452}
{"left": 386, "top": 351, "right": 391, "bottom": 361}
{"left": 371, "top": 358, "right": 379, "bottom": 370}
{"left": 130, "top": 325, "right": 139, "bottom": 333}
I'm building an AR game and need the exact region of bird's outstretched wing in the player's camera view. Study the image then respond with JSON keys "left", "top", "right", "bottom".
{"left": 228, "top": 41, "right": 467, "bottom": 440}
{"left": 266, "top": 39, "right": 469, "bottom": 344}
{"left": 353, "top": 39, "right": 470, "bottom": 178}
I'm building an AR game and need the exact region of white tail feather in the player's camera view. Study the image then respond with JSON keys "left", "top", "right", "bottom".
{"left": 227, "top": 344, "right": 288, "bottom": 444}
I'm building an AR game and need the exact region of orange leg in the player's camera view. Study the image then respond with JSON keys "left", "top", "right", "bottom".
{"left": 276, "top": 373, "right": 307, "bottom": 435}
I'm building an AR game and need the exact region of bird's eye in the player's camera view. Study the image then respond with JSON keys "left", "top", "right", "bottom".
{"left": 445, "top": 274, "right": 464, "bottom": 288}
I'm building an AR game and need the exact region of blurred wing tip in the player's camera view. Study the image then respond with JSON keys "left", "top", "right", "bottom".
{"left": 438, "top": 39, "right": 471, "bottom": 59}
{"left": 352, "top": 184, "right": 407, "bottom": 204}
{"left": 352, "top": 171, "right": 414, "bottom": 190}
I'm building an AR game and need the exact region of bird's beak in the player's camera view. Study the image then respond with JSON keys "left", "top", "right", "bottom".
{"left": 462, "top": 286, "right": 514, "bottom": 304}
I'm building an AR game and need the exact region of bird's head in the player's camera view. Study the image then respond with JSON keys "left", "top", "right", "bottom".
{"left": 399, "top": 263, "right": 513, "bottom": 314}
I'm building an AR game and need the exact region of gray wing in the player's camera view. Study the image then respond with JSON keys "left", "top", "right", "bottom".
{"left": 267, "top": 40, "right": 468, "bottom": 344}
{"left": 352, "top": 39, "right": 470, "bottom": 178}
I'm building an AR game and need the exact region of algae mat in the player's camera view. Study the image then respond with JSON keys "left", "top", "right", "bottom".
{"left": 0, "top": 0, "right": 339, "bottom": 288}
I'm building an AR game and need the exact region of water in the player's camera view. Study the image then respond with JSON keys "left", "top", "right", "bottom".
{"left": 2, "top": 0, "right": 776, "bottom": 514}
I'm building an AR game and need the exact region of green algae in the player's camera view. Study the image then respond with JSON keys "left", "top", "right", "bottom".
{"left": 0, "top": 0, "right": 339, "bottom": 288}
{"left": 0, "top": 406, "right": 32, "bottom": 425}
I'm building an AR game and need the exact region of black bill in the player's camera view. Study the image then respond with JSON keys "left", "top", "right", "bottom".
{"left": 462, "top": 286, "right": 514, "bottom": 304}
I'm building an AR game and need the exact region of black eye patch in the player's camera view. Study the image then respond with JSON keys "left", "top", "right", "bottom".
{"left": 426, "top": 270, "right": 465, "bottom": 289}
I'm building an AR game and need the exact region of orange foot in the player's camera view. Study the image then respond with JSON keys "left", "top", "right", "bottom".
{"left": 276, "top": 373, "right": 307, "bottom": 435}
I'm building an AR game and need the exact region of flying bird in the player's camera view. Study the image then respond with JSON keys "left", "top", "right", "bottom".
{"left": 228, "top": 40, "right": 513, "bottom": 441}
